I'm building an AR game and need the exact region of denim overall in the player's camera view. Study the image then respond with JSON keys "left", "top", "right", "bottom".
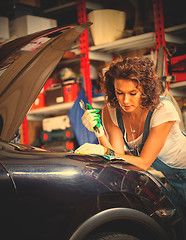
{"left": 116, "top": 97, "right": 186, "bottom": 229}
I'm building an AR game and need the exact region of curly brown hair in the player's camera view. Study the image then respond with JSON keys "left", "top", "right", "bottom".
{"left": 101, "top": 57, "right": 162, "bottom": 109}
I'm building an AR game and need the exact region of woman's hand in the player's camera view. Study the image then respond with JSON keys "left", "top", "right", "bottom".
{"left": 82, "top": 104, "right": 104, "bottom": 138}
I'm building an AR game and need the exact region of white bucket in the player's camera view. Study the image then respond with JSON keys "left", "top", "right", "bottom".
{"left": 88, "top": 9, "right": 126, "bottom": 46}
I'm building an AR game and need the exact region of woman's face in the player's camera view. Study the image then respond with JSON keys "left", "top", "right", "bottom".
{"left": 114, "top": 78, "right": 142, "bottom": 113}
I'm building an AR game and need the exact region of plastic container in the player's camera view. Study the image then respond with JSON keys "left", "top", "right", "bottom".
{"left": 88, "top": 9, "right": 126, "bottom": 45}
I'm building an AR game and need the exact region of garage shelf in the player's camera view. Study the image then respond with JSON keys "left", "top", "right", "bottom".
{"left": 70, "top": 24, "right": 186, "bottom": 62}
{"left": 27, "top": 96, "right": 106, "bottom": 121}
{"left": 89, "top": 32, "right": 156, "bottom": 53}
{"left": 170, "top": 81, "right": 186, "bottom": 97}
{"left": 89, "top": 26, "right": 186, "bottom": 53}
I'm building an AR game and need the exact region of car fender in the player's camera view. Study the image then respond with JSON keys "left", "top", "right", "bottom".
{"left": 69, "top": 207, "right": 169, "bottom": 240}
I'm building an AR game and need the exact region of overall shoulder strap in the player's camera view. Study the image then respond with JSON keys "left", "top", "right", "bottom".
{"left": 116, "top": 108, "right": 125, "bottom": 135}
{"left": 116, "top": 107, "right": 155, "bottom": 155}
{"left": 141, "top": 109, "right": 154, "bottom": 144}
{"left": 116, "top": 108, "right": 130, "bottom": 149}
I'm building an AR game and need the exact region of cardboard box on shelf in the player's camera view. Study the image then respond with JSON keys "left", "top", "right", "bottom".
{"left": 44, "top": 85, "right": 64, "bottom": 106}
{"left": 9, "top": 15, "right": 57, "bottom": 38}
{"left": 0, "top": 16, "right": 9, "bottom": 42}
{"left": 42, "top": 115, "right": 70, "bottom": 132}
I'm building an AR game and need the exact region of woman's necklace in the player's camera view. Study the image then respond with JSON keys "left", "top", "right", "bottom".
{"left": 127, "top": 110, "right": 144, "bottom": 156}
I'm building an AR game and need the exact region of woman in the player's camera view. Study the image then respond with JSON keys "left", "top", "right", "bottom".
{"left": 75, "top": 57, "right": 186, "bottom": 213}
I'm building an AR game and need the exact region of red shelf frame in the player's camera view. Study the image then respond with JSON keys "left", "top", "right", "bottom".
{"left": 153, "top": 0, "right": 168, "bottom": 75}
{"left": 77, "top": 0, "right": 92, "bottom": 104}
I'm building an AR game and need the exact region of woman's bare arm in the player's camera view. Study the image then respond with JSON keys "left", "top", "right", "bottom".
{"left": 115, "top": 121, "right": 175, "bottom": 170}
{"left": 98, "top": 105, "right": 125, "bottom": 154}
{"left": 97, "top": 105, "right": 175, "bottom": 171}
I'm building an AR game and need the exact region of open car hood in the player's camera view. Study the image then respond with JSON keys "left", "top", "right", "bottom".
{"left": 0, "top": 23, "right": 90, "bottom": 142}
